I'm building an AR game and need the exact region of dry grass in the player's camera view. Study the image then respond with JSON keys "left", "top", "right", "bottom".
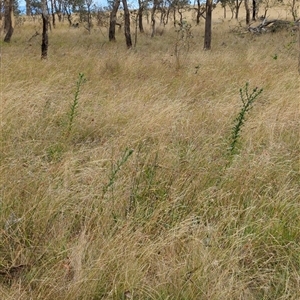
{"left": 0, "top": 4, "right": 300, "bottom": 299}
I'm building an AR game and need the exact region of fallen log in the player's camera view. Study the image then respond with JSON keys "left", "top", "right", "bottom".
{"left": 248, "top": 19, "right": 300, "bottom": 33}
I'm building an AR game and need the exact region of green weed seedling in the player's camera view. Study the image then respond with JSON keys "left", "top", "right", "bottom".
{"left": 230, "top": 82, "right": 263, "bottom": 155}
{"left": 103, "top": 148, "right": 134, "bottom": 195}
{"left": 66, "top": 73, "right": 86, "bottom": 137}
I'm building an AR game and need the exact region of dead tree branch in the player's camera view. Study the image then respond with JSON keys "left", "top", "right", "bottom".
{"left": 248, "top": 19, "right": 300, "bottom": 33}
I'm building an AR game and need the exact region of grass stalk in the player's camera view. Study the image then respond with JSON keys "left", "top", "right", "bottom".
{"left": 66, "top": 73, "right": 86, "bottom": 137}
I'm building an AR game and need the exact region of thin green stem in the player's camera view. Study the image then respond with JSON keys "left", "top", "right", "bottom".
{"left": 230, "top": 83, "right": 263, "bottom": 155}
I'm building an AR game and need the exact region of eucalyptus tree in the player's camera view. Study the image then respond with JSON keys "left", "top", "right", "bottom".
{"left": 159, "top": 0, "right": 171, "bottom": 26}
{"left": 122, "top": 0, "right": 132, "bottom": 48}
{"left": 298, "top": 22, "right": 300, "bottom": 74}
{"left": 204, "top": 0, "right": 212, "bottom": 49}
{"left": 3, "top": 0, "right": 14, "bottom": 42}
{"left": 252, "top": 0, "right": 257, "bottom": 20}
{"left": 151, "top": 0, "right": 159, "bottom": 37}
{"left": 75, "top": 0, "right": 95, "bottom": 28}
{"left": 245, "top": 0, "right": 250, "bottom": 24}
{"left": 28, "top": 0, "right": 42, "bottom": 14}
{"left": 138, "top": 0, "right": 148, "bottom": 32}
{"left": 0, "top": 0, "right": 3, "bottom": 20}
{"left": 219, "top": 0, "right": 227, "bottom": 18}
{"left": 108, "top": 0, "right": 132, "bottom": 47}
{"left": 41, "top": 0, "right": 49, "bottom": 59}
{"left": 50, "top": 0, "right": 56, "bottom": 27}
{"left": 234, "top": 0, "right": 243, "bottom": 18}
{"left": 219, "top": 0, "right": 242, "bottom": 19}
{"left": 26, "top": 0, "right": 30, "bottom": 15}
{"left": 108, "top": 0, "right": 120, "bottom": 41}
{"left": 195, "top": 0, "right": 206, "bottom": 24}
{"left": 53, "top": 0, "right": 63, "bottom": 21}
{"left": 169, "top": 0, "right": 190, "bottom": 26}
{"left": 62, "top": 0, "right": 74, "bottom": 25}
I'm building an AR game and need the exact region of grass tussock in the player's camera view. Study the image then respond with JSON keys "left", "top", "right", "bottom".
{"left": 1, "top": 5, "right": 300, "bottom": 299}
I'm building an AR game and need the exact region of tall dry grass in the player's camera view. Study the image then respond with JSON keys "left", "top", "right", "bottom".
{"left": 0, "top": 5, "right": 299, "bottom": 299}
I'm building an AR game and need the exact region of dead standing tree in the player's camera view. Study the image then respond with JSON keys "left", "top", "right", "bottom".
{"left": 41, "top": 0, "right": 49, "bottom": 59}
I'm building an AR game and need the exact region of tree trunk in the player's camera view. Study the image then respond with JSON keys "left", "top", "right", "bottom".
{"left": 50, "top": 0, "right": 55, "bottom": 28}
{"left": 54, "top": 0, "right": 62, "bottom": 22}
{"left": 47, "top": 4, "right": 52, "bottom": 32}
{"left": 204, "top": 0, "right": 212, "bottom": 50}
{"left": 196, "top": 0, "right": 201, "bottom": 24}
{"left": 86, "top": 1, "right": 92, "bottom": 34}
{"left": 151, "top": 0, "right": 157, "bottom": 37}
{"left": 41, "top": 0, "right": 49, "bottom": 59}
{"left": 173, "top": 7, "right": 176, "bottom": 27}
{"left": 122, "top": 0, "right": 132, "bottom": 48}
{"left": 64, "top": 8, "right": 72, "bottom": 26}
{"left": 134, "top": 13, "right": 138, "bottom": 47}
{"left": 245, "top": 0, "right": 250, "bottom": 25}
{"left": 138, "top": 0, "right": 144, "bottom": 33}
{"left": 4, "top": 0, "right": 14, "bottom": 43}
{"left": 196, "top": 0, "right": 206, "bottom": 24}
{"left": 26, "top": 0, "right": 31, "bottom": 16}
{"left": 230, "top": 6, "right": 234, "bottom": 19}
{"left": 160, "top": 8, "right": 165, "bottom": 25}
{"left": 178, "top": 7, "right": 183, "bottom": 24}
{"left": 165, "top": 7, "right": 170, "bottom": 25}
{"left": 235, "top": 0, "right": 242, "bottom": 19}
{"left": 291, "top": 0, "right": 298, "bottom": 21}
{"left": 252, "top": 0, "right": 256, "bottom": 21}
{"left": 109, "top": 0, "right": 120, "bottom": 41}
{"left": 298, "top": 22, "right": 300, "bottom": 75}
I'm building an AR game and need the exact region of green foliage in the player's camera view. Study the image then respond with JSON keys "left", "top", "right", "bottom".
{"left": 13, "top": 0, "right": 21, "bottom": 16}
{"left": 66, "top": 73, "right": 86, "bottom": 137}
{"left": 103, "top": 148, "right": 134, "bottom": 195}
{"left": 230, "top": 83, "right": 263, "bottom": 155}
{"left": 46, "top": 143, "right": 64, "bottom": 162}
{"left": 29, "top": 0, "right": 42, "bottom": 14}
{"left": 128, "top": 152, "right": 161, "bottom": 217}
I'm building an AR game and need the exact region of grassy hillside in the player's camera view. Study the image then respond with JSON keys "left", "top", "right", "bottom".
{"left": 1, "top": 5, "right": 300, "bottom": 299}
